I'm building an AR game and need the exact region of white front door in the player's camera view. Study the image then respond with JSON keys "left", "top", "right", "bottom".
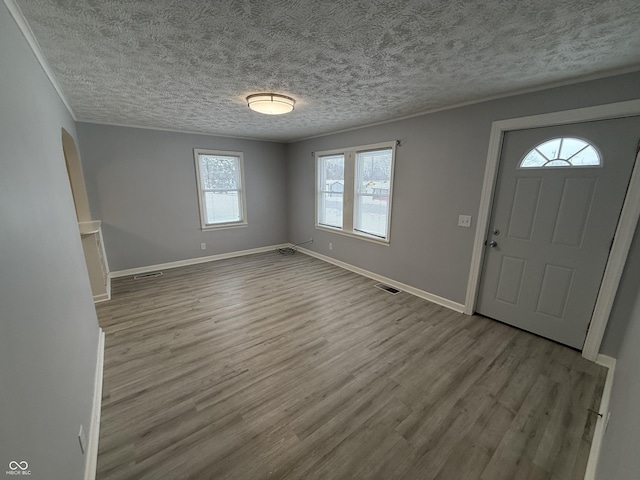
{"left": 476, "top": 116, "right": 640, "bottom": 349}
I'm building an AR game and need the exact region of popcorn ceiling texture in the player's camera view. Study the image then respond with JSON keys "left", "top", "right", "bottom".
{"left": 15, "top": 0, "right": 640, "bottom": 142}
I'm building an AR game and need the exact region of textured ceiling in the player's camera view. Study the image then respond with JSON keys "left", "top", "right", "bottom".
{"left": 14, "top": 0, "right": 640, "bottom": 142}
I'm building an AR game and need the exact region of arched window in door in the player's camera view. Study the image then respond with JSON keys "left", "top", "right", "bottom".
{"left": 520, "top": 137, "right": 601, "bottom": 168}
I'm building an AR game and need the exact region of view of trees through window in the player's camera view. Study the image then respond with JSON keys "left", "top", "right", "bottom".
{"left": 199, "top": 155, "right": 239, "bottom": 189}
{"left": 323, "top": 151, "right": 391, "bottom": 182}
{"left": 195, "top": 151, "right": 245, "bottom": 227}
{"left": 520, "top": 137, "right": 601, "bottom": 168}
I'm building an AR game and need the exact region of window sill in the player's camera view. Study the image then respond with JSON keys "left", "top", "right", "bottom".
{"left": 315, "top": 225, "right": 390, "bottom": 246}
{"left": 201, "top": 222, "right": 248, "bottom": 231}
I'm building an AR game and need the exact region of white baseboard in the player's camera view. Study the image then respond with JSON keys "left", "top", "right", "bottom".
{"left": 93, "top": 293, "right": 109, "bottom": 303}
{"left": 84, "top": 328, "right": 105, "bottom": 480}
{"left": 594, "top": 353, "right": 616, "bottom": 370}
{"left": 109, "top": 244, "right": 290, "bottom": 278}
{"left": 296, "top": 246, "right": 466, "bottom": 313}
{"left": 584, "top": 354, "right": 617, "bottom": 480}
{"left": 109, "top": 243, "right": 464, "bottom": 314}
{"left": 93, "top": 276, "right": 112, "bottom": 303}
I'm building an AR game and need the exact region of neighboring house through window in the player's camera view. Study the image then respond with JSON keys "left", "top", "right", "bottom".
{"left": 194, "top": 149, "right": 247, "bottom": 229}
{"left": 316, "top": 141, "right": 396, "bottom": 243}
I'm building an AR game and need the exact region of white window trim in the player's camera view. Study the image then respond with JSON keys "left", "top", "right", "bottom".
{"left": 194, "top": 148, "right": 248, "bottom": 231}
{"left": 315, "top": 141, "right": 396, "bottom": 244}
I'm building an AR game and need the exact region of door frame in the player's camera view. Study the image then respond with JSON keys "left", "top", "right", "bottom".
{"left": 464, "top": 99, "right": 640, "bottom": 361}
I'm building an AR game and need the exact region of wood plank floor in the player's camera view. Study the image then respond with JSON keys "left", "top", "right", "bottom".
{"left": 95, "top": 252, "right": 607, "bottom": 480}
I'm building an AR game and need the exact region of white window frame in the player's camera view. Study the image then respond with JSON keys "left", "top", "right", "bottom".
{"left": 193, "top": 148, "right": 248, "bottom": 230}
{"left": 518, "top": 136, "right": 603, "bottom": 169}
{"left": 315, "top": 141, "right": 396, "bottom": 244}
{"left": 317, "top": 152, "right": 346, "bottom": 229}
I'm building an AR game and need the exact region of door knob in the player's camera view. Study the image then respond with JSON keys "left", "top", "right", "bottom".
{"left": 488, "top": 240, "right": 498, "bottom": 248}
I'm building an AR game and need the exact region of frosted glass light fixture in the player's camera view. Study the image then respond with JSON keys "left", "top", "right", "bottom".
{"left": 246, "top": 93, "right": 295, "bottom": 115}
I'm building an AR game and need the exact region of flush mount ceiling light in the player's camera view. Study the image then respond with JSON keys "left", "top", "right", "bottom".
{"left": 246, "top": 93, "right": 295, "bottom": 115}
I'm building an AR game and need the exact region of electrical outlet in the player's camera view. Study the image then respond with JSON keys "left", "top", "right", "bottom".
{"left": 78, "top": 424, "right": 87, "bottom": 454}
{"left": 458, "top": 215, "right": 472, "bottom": 228}
{"left": 200, "top": 243, "right": 206, "bottom": 250}
{"left": 310, "top": 237, "right": 313, "bottom": 244}
{"left": 329, "top": 242, "right": 333, "bottom": 250}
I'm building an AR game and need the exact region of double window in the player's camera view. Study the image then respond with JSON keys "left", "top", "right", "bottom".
{"left": 194, "top": 149, "right": 247, "bottom": 229}
{"left": 316, "top": 141, "right": 396, "bottom": 243}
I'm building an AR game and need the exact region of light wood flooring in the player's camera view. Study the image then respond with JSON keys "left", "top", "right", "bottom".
{"left": 96, "top": 252, "right": 607, "bottom": 480}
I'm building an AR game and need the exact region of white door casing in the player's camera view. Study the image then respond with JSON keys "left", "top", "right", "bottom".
{"left": 465, "top": 99, "right": 640, "bottom": 360}
{"left": 475, "top": 119, "right": 639, "bottom": 349}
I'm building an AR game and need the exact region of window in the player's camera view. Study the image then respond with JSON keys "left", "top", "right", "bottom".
{"left": 355, "top": 148, "right": 393, "bottom": 238}
{"left": 316, "top": 141, "right": 396, "bottom": 243}
{"left": 520, "top": 137, "right": 601, "bottom": 168}
{"left": 317, "top": 154, "right": 345, "bottom": 228}
{"left": 194, "top": 149, "right": 247, "bottom": 229}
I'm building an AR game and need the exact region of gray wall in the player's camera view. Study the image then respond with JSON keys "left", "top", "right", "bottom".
{"left": 2, "top": 0, "right": 638, "bottom": 475}
{"left": 600, "top": 223, "right": 640, "bottom": 356}
{"left": 0, "top": 5, "right": 101, "bottom": 480}
{"left": 77, "top": 123, "right": 288, "bottom": 272}
{"left": 287, "top": 72, "right": 640, "bottom": 308}
{"left": 596, "top": 235, "right": 640, "bottom": 479}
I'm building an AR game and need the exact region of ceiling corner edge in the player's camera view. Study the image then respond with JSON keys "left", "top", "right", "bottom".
{"left": 4, "top": 0, "right": 77, "bottom": 121}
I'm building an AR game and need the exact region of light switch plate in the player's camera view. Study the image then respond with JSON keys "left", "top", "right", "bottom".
{"left": 458, "top": 215, "right": 472, "bottom": 228}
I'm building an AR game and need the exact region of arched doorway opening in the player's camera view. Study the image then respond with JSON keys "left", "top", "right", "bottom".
{"left": 62, "top": 128, "right": 110, "bottom": 302}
